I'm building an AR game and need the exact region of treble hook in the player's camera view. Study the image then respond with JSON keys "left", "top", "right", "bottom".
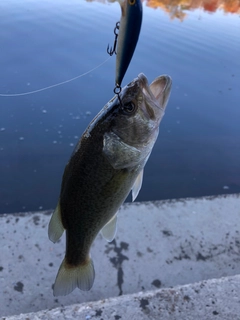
{"left": 107, "top": 21, "right": 120, "bottom": 56}
{"left": 114, "top": 84, "right": 123, "bottom": 106}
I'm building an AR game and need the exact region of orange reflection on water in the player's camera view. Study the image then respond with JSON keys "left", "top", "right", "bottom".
{"left": 87, "top": 0, "right": 240, "bottom": 20}
{"left": 146, "top": 0, "right": 240, "bottom": 19}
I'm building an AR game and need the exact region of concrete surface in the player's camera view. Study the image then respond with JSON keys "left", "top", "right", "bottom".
{"left": 0, "top": 193, "right": 240, "bottom": 318}
{"left": 2, "top": 275, "right": 240, "bottom": 320}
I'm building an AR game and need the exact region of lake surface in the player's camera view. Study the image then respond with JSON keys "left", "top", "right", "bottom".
{"left": 0, "top": 0, "right": 239, "bottom": 214}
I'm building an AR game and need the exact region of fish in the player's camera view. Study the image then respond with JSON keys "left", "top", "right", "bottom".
{"left": 115, "top": 0, "right": 142, "bottom": 86}
{"left": 48, "top": 73, "right": 172, "bottom": 296}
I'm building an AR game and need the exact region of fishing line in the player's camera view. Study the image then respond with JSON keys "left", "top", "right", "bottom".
{"left": 0, "top": 57, "right": 111, "bottom": 97}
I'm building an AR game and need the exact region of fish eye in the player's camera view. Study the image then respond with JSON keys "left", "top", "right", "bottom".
{"left": 122, "top": 101, "right": 136, "bottom": 115}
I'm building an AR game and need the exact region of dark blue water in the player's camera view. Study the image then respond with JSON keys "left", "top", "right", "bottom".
{"left": 0, "top": 0, "right": 240, "bottom": 213}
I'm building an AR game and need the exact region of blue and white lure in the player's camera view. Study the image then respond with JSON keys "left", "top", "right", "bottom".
{"left": 108, "top": 0, "right": 142, "bottom": 90}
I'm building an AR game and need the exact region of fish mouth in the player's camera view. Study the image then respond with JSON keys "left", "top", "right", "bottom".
{"left": 137, "top": 73, "right": 153, "bottom": 98}
{"left": 124, "top": 73, "right": 149, "bottom": 101}
{"left": 124, "top": 73, "right": 172, "bottom": 116}
{"left": 126, "top": 73, "right": 148, "bottom": 89}
{"left": 139, "top": 73, "right": 171, "bottom": 98}
{"left": 137, "top": 73, "right": 149, "bottom": 86}
{"left": 127, "top": 73, "right": 171, "bottom": 96}
{"left": 138, "top": 73, "right": 172, "bottom": 112}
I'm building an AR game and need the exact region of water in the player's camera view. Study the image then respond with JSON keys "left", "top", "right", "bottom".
{"left": 0, "top": 0, "right": 239, "bottom": 214}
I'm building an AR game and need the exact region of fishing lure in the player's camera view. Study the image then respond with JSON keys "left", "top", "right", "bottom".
{"left": 108, "top": 0, "right": 143, "bottom": 99}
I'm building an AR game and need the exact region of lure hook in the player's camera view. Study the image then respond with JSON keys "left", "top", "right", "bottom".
{"left": 107, "top": 21, "right": 120, "bottom": 56}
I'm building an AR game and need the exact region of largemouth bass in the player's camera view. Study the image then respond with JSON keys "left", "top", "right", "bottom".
{"left": 48, "top": 73, "right": 172, "bottom": 296}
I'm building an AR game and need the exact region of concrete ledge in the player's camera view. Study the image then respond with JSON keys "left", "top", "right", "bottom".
{"left": 1, "top": 193, "right": 240, "bottom": 318}
{"left": 2, "top": 274, "right": 240, "bottom": 320}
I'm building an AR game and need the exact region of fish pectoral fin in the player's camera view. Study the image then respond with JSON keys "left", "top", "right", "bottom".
{"left": 48, "top": 202, "right": 65, "bottom": 243}
{"left": 101, "top": 213, "right": 118, "bottom": 242}
{"left": 53, "top": 257, "right": 95, "bottom": 296}
{"left": 132, "top": 169, "right": 144, "bottom": 202}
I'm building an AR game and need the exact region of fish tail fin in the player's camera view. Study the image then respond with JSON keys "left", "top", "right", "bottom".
{"left": 53, "top": 257, "right": 95, "bottom": 296}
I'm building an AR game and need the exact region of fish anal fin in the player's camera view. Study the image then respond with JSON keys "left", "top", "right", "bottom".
{"left": 53, "top": 257, "right": 95, "bottom": 296}
{"left": 48, "top": 202, "right": 64, "bottom": 243}
{"left": 132, "top": 169, "right": 144, "bottom": 202}
{"left": 101, "top": 213, "right": 118, "bottom": 242}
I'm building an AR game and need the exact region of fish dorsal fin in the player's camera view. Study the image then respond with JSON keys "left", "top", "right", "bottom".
{"left": 132, "top": 169, "right": 144, "bottom": 202}
{"left": 101, "top": 213, "right": 118, "bottom": 242}
{"left": 48, "top": 202, "right": 65, "bottom": 243}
